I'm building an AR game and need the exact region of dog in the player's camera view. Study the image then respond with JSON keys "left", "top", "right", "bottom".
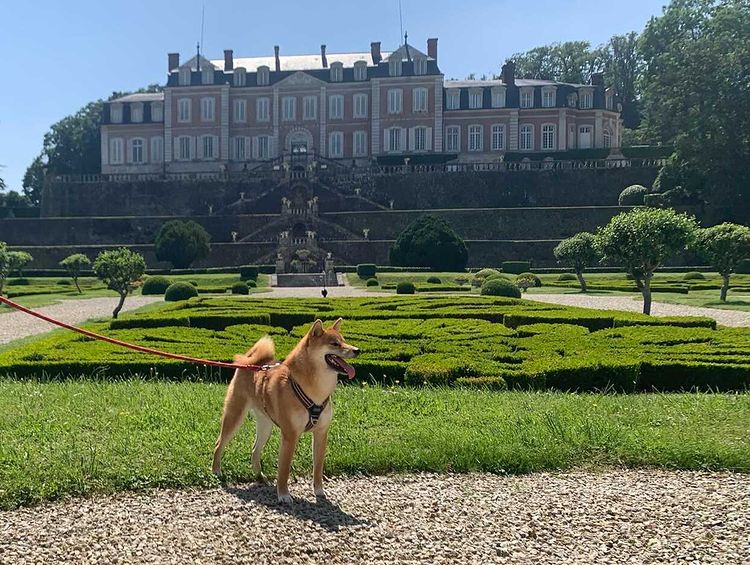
{"left": 212, "top": 318, "right": 359, "bottom": 503}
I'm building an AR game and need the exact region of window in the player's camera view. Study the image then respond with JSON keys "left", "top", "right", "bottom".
{"left": 303, "top": 96, "right": 317, "bottom": 120}
{"left": 491, "top": 87, "right": 506, "bottom": 108}
{"left": 542, "top": 124, "right": 556, "bottom": 150}
{"left": 329, "top": 95, "right": 343, "bottom": 120}
{"left": 256, "top": 135, "right": 270, "bottom": 159}
{"left": 603, "top": 129, "right": 612, "bottom": 148}
{"left": 202, "top": 68, "right": 213, "bottom": 85}
{"left": 413, "top": 126, "right": 428, "bottom": 151}
{"left": 130, "top": 104, "right": 143, "bottom": 123}
{"left": 579, "top": 126, "right": 593, "bottom": 149}
{"left": 234, "top": 99, "right": 247, "bottom": 123}
{"left": 542, "top": 88, "right": 556, "bottom": 108}
{"left": 150, "top": 137, "right": 163, "bottom": 162}
{"left": 469, "top": 90, "right": 483, "bottom": 109}
{"left": 110, "top": 104, "right": 123, "bottom": 123}
{"left": 201, "top": 97, "right": 215, "bottom": 122}
{"left": 330, "top": 62, "right": 343, "bottom": 82}
{"left": 151, "top": 102, "right": 163, "bottom": 121}
{"left": 520, "top": 89, "right": 534, "bottom": 109}
{"left": 354, "top": 61, "right": 367, "bottom": 81}
{"left": 387, "top": 128, "right": 403, "bottom": 152}
{"left": 491, "top": 124, "right": 505, "bottom": 151}
{"left": 282, "top": 97, "right": 296, "bottom": 121}
{"left": 256, "top": 97, "right": 270, "bottom": 122}
{"left": 606, "top": 94, "right": 613, "bottom": 111}
{"left": 579, "top": 90, "right": 593, "bottom": 109}
{"left": 179, "top": 68, "right": 191, "bottom": 86}
{"left": 178, "top": 136, "right": 191, "bottom": 160}
{"left": 413, "top": 58, "right": 427, "bottom": 75}
{"left": 130, "top": 139, "right": 144, "bottom": 163}
{"left": 389, "top": 59, "right": 402, "bottom": 77}
{"left": 201, "top": 135, "right": 217, "bottom": 159}
{"left": 257, "top": 66, "right": 270, "bottom": 86}
{"left": 110, "top": 138, "right": 124, "bottom": 164}
{"left": 353, "top": 93, "right": 368, "bottom": 118}
{"left": 445, "top": 126, "right": 460, "bottom": 152}
{"left": 353, "top": 131, "right": 367, "bottom": 157}
{"left": 413, "top": 88, "right": 428, "bottom": 113}
{"left": 387, "top": 89, "right": 402, "bottom": 114}
{"left": 178, "top": 98, "right": 191, "bottom": 122}
{"left": 446, "top": 91, "right": 460, "bottom": 110}
{"left": 469, "top": 125, "right": 483, "bottom": 151}
{"left": 520, "top": 124, "right": 533, "bottom": 150}
{"left": 232, "top": 136, "right": 247, "bottom": 160}
{"left": 328, "top": 132, "right": 344, "bottom": 158}
{"left": 234, "top": 68, "right": 246, "bottom": 87}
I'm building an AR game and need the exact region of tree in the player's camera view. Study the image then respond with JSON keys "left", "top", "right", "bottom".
{"left": 390, "top": 215, "right": 468, "bottom": 271}
{"left": 553, "top": 232, "right": 600, "bottom": 292}
{"left": 0, "top": 191, "right": 32, "bottom": 208}
{"left": 693, "top": 223, "right": 750, "bottom": 302}
{"left": 154, "top": 220, "right": 211, "bottom": 269}
{"left": 602, "top": 32, "right": 643, "bottom": 129}
{"left": 22, "top": 155, "right": 46, "bottom": 206}
{"left": 59, "top": 253, "right": 91, "bottom": 294}
{"left": 511, "top": 41, "right": 603, "bottom": 84}
{"left": 0, "top": 242, "right": 9, "bottom": 295}
{"left": 7, "top": 251, "right": 33, "bottom": 277}
{"left": 595, "top": 208, "right": 697, "bottom": 314}
{"left": 93, "top": 248, "right": 146, "bottom": 319}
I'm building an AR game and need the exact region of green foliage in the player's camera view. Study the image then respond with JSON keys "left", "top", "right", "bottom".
{"left": 141, "top": 276, "right": 172, "bottom": 296}
{"left": 164, "top": 282, "right": 199, "bottom": 302}
{"left": 618, "top": 184, "right": 650, "bottom": 205}
{"left": 694, "top": 224, "right": 750, "bottom": 276}
{"left": 356, "top": 264, "right": 377, "bottom": 279}
{"left": 92, "top": 248, "right": 147, "bottom": 318}
{"left": 6, "top": 251, "right": 33, "bottom": 277}
{"left": 515, "top": 273, "right": 542, "bottom": 292}
{"left": 474, "top": 268, "right": 502, "bottom": 279}
{"left": 554, "top": 233, "right": 599, "bottom": 273}
{"left": 239, "top": 266, "right": 259, "bottom": 281}
{"left": 58, "top": 253, "right": 90, "bottom": 293}
{"left": 501, "top": 261, "right": 531, "bottom": 275}
{"left": 246, "top": 279, "right": 257, "bottom": 289}
{"left": 0, "top": 242, "right": 9, "bottom": 294}
{"left": 481, "top": 278, "right": 522, "bottom": 298}
{"left": 426, "top": 276, "right": 442, "bottom": 284}
{"left": 366, "top": 278, "right": 379, "bottom": 287}
{"left": 154, "top": 220, "right": 211, "bottom": 269}
{"left": 390, "top": 215, "right": 468, "bottom": 271}
{"left": 737, "top": 259, "right": 750, "bottom": 275}
{"left": 231, "top": 282, "right": 249, "bottom": 295}
{"left": 558, "top": 273, "right": 578, "bottom": 281}
{"left": 683, "top": 271, "right": 706, "bottom": 281}
{"left": 396, "top": 281, "right": 416, "bottom": 294}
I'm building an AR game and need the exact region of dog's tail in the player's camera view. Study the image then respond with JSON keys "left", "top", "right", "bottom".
{"left": 234, "top": 335, "right": 276, "bottom": 370}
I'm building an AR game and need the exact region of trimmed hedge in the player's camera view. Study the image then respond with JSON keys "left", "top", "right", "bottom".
{"left": 683, "top": 271, "right": 706, "bottom": 280}
{"left": 501, "top": 261, "right": 531, "bottom": 274}
{"left": 366, "top": 278, "right": 379, "bottom": 287}
{"left": 481, "top": 279, "right": 521, "bottom": 298}
{"left": 426, "top": 276, "right": 442, "bottom": 284}
{"left": 141, "top": 276, "right": 171, "bottom": 295}
{"left": 396, "top": 281, "right": 416, "bottom": 294}
{"left": 164, "top": 282, "right": 199, "bottom": 302}
{"left": 231, "top": 282, "right": 249, "bottom": 295}
{"left": 239, "top": 266, "right": 259, "bottom": 281}
{"left": 357, "top": 264, "right": 377, "bottom": 279}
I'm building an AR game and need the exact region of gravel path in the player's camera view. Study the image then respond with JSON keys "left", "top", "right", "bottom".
{"left": 527, "top": 293, "right": 750, "bottom": 327}
{"left": 0, "top": 296, "right": 161, "bottom": 345}
{"left": 1, "top": 470, "right": 747, "bottom": 564}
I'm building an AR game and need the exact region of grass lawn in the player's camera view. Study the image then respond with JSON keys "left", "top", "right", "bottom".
{"left": 0, "top": 379, "right": 747, "bottom": 510}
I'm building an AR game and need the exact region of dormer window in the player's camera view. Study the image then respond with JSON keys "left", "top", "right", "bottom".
{"left": 353, "top": 61, "right": 367, "bottom": 81}
{"left": 257, "top": 66, "right": 270, "bottom": 86}
{"left": 413, "top": 58, "right": 427, "bottom": 75}
{"left": 579, "top": 89, "right": 593, "bottom": 109}
{"left": 605, "top": 92, "right": 614, "bottom": 110}
{"left": 330, "top": 62, "right": 343, "bottom": 82}
{"left": 542, "top": 87, "right": 556, "bottom": 108}
{"left": 469, "top": 89, "right": 483, "bottom": 109}
{"left": 446, "top": 90, "right": 460, "bottom": 110}
{"left": 567, "top": 93, "right": 578, "bottom": 108}
{"left": 130, "top": 103, "right": 143, "bottom": 123}
{"left": 491, "top": 87, "right": 506, "bottom": 108}
{"left": 202, "top": 68, "right": 214, "bottom": 85}
{"left": 234, "top": 67, "right": 247, "bottom": 87}
{"left": 179, "top": 68, "right": 191, "bottom": 86}
{"left": 151, "top": 102, "right": 163, "bottom": 121}
{"left": 110, "top": 104, "right": 123, "bottom": 123}
{"left": 520, "top": 88, "right": 534, "bottom": 109}
{"left": 389, "top": 59, "right": 402, "bottom": 77}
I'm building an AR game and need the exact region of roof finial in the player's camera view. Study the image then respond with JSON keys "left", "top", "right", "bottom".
{"left": 404, "top": 31, "right": 408, "bottom": 45}
{"left": 196, "top": 42, "right": 201, "bottom": 72}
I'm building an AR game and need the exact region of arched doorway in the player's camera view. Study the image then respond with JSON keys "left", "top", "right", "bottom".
{"left": 285, "top": 128, "right": 313, "bottom": 155}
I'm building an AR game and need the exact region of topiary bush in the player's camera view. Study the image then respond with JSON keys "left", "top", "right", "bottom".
{"left": 480, "top": 278, "right": 522, "bottom": 298}
{"left": 683, "top": 271, "right": 706, "bottom": 280}
{"left": 426, "top": 276, "right": 442, "bottom": 284}
{"left": 239, "top": 266, "right": 259, "bottom": 281}
{"left": 396, "top": 281, "right": 416, "bottom": 294}
{"left": 189, "top": 280, "right": 199, "bottom": 287}
{"left": 558, "top": 273, "right": 577, "bottom": 281}
{"left": 618, "top": 184, "right": 650, "bottom": 206}
{"left": 154, "top": 220, "right": 211, "bottom": 269}
{"left": 484, "top": 273, "right": 511, "bottom": 282}
{"left": 357, "top": 264, "right": 377, "bottom": 279}
{"left": 474, "top": 268, "right": 502, "bottom": 279}
{"left": 501, "top": 261, "right": 531, "bottom": 274}
{"left": 518, "top": 272, "right": 542, "bottom": 287}
{"left": 515, "top": 273, "right": 540, "bottom": 293}
{"left": 231, "top": 282, "right": 250, "bottom": 295}
{"left": 56, "top": 279, "right": 72, "bottom": 286}
{"left": 246, "top": 279, "right": 257, "bottom": 288}
{"left": 390, "top": 215, "right": 468, "bottom": 271}
{"left": 141, "top": 276, "right": 172, "bottom": 295}
{"left": 366, "top": 278, "right": 379, "bottom": 287}
{"left": 164, "top": 282, "right": 199, "bottom": 302}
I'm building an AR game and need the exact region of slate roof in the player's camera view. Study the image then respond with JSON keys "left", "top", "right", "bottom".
{"left": 110, "top": 92, "right": 165, "bottom": 103}
{"left": 210, "top": 52, "right": 392, "bottom": 72}
{"left": 444, "top": 79, "right": 591, "bottom": 89}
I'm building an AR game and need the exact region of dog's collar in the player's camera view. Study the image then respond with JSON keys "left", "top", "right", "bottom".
{"left": 288, "top": 376, "right": 329, "bottom": 431}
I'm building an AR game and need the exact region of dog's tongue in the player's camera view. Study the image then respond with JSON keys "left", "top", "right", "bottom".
{"left": 340, "top": 358, "right": 356, "bottom": 380}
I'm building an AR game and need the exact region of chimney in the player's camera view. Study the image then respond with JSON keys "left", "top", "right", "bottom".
{"left": 427, "top": 38, "right": 438, "bottom": 61}
{"left": 501, "top": 60, "right": 516, "bottom": 86}
{"left": 224, "top": 49, "right": 234, "bottom": 71}
{"left": 371, "top": 41, "right": 382, "bottom": 65}
{"left": 591, "top": 72, "right": 604, "bottom": 87}
{"left": 168, "top": 53, "right": 180, "bottom": 72}
{"left": 274, "top": 45, "right": 281, "bottom": 72}
{"left": 321, "top": 44, "right": 328, "bottom": 68}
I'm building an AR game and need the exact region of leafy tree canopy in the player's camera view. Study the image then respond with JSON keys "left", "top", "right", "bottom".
{"left": 154, "top": 220, "right": 212, "bottom": 269}
{"left": 59, "top": 253, "right": 91, "bottom": 293}
{"left": 553, "top": 232, "right": 600, "bottom": 292}
{"left": 7, "top": 251, "right": 33, "bottom": 277}
{"left": 694, "top": 223, "right": 750, "bottom": 301}
{"left": 389, "top": 215, "right": 468, "bottom": 271}
{"left": 0, "top": 242, "right": 9, "bottom": 294}
{"left": 93, "top": 248, "right": 146, "bottom": 318}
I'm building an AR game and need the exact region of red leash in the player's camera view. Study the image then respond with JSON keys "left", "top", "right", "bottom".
{"left": 0, "top": 295, "right": 263, "bottom": 371}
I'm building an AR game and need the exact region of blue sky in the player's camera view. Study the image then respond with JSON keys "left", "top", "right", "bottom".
{"left": 0, "top": 0, "right": 666, "bottom": 192}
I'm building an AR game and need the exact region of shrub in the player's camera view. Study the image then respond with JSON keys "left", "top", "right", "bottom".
{"left": 0, "top": 242, "right": 9, "bottom": 294}
{"left": 154, "top": 220, "right": 211, "bottom": 269}
{"left": 59, "top": 253, "right": 91, "bottom": 293}
{"left": 396, "top": 281, "right": 416, "bottom": 294}
{"left": 357, "top": 264, "right": 377, "bottom": 279}
{"left": 366, "top": 278, "right": 379, "bottom": 287}
{"left": 519, "top": 272, "right": 542, "bottom": 287}
{"left": 480, "top": 278, "right": 521, "bottom": 298}
{"left": 141, "top": 276, "right": 171, "bottom": 295}
{"left": 9, "top": 278, "right": 30, "bottom": 285}
{"left": 164, "top": 282, "right": 199, "bottom": 302}
{"left": 558, "top": 273, "right": 577, "bottom": 281}
{"left": 693, "top": 223, "right": 750, "bottom": 302}
{"left": 426, "top": 276, "right": 442, "bottom": 284}
{"left": 618, "top": 184, "right": 650, "bottom": 206}
{"left": 239, "top": 266, "right": 259, "bottom": 281}
{"left": 390, "top": 215, "right": 468, "bottom": 271}
{"left": 7, "top": 251, "right": 33, "bottom": 277}
{"left": 56, "top": 279, "right": 72, "bottom": 286}
{"left": 501, "top": 261, "right": 531, "bottom": 274}
{"left": 93, "top": 248, "right": 147, "bottom": 318}
{"left": 231, "top": 282, "right": 250, "bottom": 295}
{"left": 515, "top": 273, "right": 538, "bottom": 293}
{"left": 474, "top": 268, "right": 502, "bottom": 279}
{"left": 484, "top": 273, "right": 510, "bottom": 282}
{"left": 553, "top": 232, "right": 599, "bottom": 292}
{"left": 246, "top": 280, "right": 257, "bottom": 288}
{"left": 189, "top": 280, "right": 199, "bottom": 287}
{"left": 683, "top": 271, "right": 706, "bottom": 280}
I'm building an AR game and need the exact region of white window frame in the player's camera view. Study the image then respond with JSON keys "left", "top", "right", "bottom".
{"left": 469, "top": 89, "right": 483, "bottom": 110}
{"left": 328, "top": 131, "right": 344, "bottom": 158}
{"left": 150, "top": 137, "right": 163, "bottom": 162}
{"left": 491, "top": 124, "right": 505, "bottom": 151}
{"left": 353, "top": 61, "right": 367, "bottom": 81}
{"left": 256, "top": 135, "right": 270, "bottom": 159}
{"left": 446, "top": 90, "right": 460, "bottom": 110}
{"left": 353, "top": 130, "right": 368, "bottom": 157}
{"left": 110, "top": 104, "right": 123, "bottom": 123}
{"left": 413, "top": 126, "right": 428, "bottom": 151}
{"left": 329, "top": 95, "right": 344, "bottom": 120}
{"left": 541, "top": 124, "right": 557, "bottom": 151}
{"left": 413, "top": 58, "right": 427, "bottom": 75}
{"left": 110, "top": 138, "right": 124, "bottom": 164}
{"left": 201, "top": 97, "right": 216, "bottom": 122}
{"left": 257, "top": 66, "right": 270, "bottom": 86}
{"left": 201, "top": 68, "right": 214, "bottom": 85}
{"left": 130, "top": 103, "right": 143, "bottom": 123}
{"left": 353, "top": 93, "right": 368, "bottom": 118}
{"left": 386, "top": 127, "right": 403, "bottom": 153}
{"left": 520, "top": 124, "right": 534, "bottom": 151}
{"left": 468, "top": 125, "right": 483, "bottom": 152}
{"left": 542, "top": 88, "right": 557, "bottom": 108}
{"left": 389, "top": 59, "right": 402, "bottom": 77}
{"left": 413, "top": 88, "right": 428, "bottom": 113}
{"left": 520, "top": 89, "right": 534, "bottom": 109}
{"left": 282, "top": 97, "right": 296, "bottom": 121}
{"left": 234, "top": 99, "right": 247, "bottom": 123}
{"left": 330, "top": 62, "right": 343, "bottom": 82}
{"left": 178, "top": 98, "right": 191, "bottom": 123}
{"left": 232, "top": 136, "right": 247, "bottom": 161}
{"left": 256, "top": 97, "right": 270, "bottom": 122}
{"left": 303, "top": 96, "right": 317, "bottom": 120}
{"left": 603, "top": 129, "right": 612, "bottom": 148}
{"left": 579, "top": 90, "right": 593, "bottom": 109}
{"left": 130, "top": 138, "right": 145, "bottom": 163}
{"left": 445, "top": 126, "right": 460, "bottom": 152}
{"left": 234, "top": 68, "right": 247, "bottom": 87}
{"left": 177, "top": 136, "right": 192, "bottom": 160}
{"left": 151, "top": 102, "right": 163, "bottom": 122}
{"left": 387, "top": 89, "right": 403, "bottom": 114}
{"left": 491, "top": 87, "right": 506, "bottom": 108}
{"left": 178, "top": 68, "right": 191, "bottom": 86}
{"left": 201, "top": 135, "right": 218, "bottom": 160}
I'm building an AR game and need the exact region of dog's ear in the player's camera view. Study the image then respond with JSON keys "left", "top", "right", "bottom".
{"left": 308, "top": 319, "right": 324, "bottom": 338}
{"left": 330, "top": 317, "right": 343, "bottom": 331}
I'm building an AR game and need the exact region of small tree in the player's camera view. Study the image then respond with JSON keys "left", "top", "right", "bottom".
{"left": 389, "top": 215, "right": 468, "bottom": 271}
{"left": 0, "top": 242, "right": 9, "bottom": 295}
{"left": 7, "top": 251, "right": 33, "bottom": 277}
{"left": 154, "top": 220, "right": 211, "bottom": 269}
{"left": 93, "top": 248, "right": 146, "bottom": 319}
{"left": 693, "top": 223, "right": 750, "bottom": 302}
{"left": 595, "top": 208, "right": 697, "bottom": 314}
{"left": 59, "top": 253, "right": 91, "bottom": 294}
{"left": 553, "top": 232, "right": 599, "bottom": 292}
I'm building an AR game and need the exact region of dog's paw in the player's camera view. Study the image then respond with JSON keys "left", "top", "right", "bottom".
{"left": 314, "top": 488, "right": 327, "bottom": 499}
{"left": 277, "top": 493, "right": 293, "bottom": 505}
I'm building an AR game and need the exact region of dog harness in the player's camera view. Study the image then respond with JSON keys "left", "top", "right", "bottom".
{"left": 289, "top": 376, "right": 330, "bottom": 431}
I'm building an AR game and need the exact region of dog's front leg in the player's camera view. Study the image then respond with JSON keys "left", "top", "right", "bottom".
{"left": 276, "top": 431, "right": 300, "bottom": 504}
{"left": 312, "top": 425, "right": 330, "bottom": 498}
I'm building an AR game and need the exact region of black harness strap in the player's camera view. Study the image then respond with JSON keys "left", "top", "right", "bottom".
{"left": 289, "top": 377, "right": 329, "bottom": 431}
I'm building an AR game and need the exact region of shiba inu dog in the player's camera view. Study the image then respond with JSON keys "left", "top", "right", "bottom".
{"left": 212, "top": 318, "right": 359, "bottom": 503}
